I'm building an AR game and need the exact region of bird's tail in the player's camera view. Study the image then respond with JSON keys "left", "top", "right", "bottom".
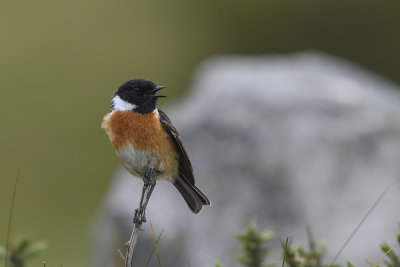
{"left": 173, "top": 176, "right": 211, "bottom": 214}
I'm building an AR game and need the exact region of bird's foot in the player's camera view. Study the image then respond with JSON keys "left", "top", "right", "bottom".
{"left": 133, "top": 209, "right": 146, "bottom": 230}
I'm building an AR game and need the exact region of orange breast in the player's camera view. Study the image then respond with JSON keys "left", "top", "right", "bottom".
{"left": 102, "top": 110, "right": 179, "bottom": 179}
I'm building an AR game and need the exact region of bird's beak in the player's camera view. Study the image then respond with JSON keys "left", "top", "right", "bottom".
{"left": 153, "top": 86, "right": 167, "bottom": 93}
{"left": 152, "top": 86, "right": 167, "bottom": 98}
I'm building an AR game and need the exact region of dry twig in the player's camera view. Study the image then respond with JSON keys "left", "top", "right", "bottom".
{"left": 124, "top": 168, "right": 158, "bottom": 267}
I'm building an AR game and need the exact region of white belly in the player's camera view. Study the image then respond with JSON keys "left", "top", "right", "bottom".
{"left": 118, "top": 145, "right": 159, "bottom": 176}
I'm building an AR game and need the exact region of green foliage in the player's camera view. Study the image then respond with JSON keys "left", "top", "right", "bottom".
{"left": 282, "top": 236, "right": 289, "bottom": 267}
{"left": 283, "top": 240, "right": 338, "bottom": 267}
{"left": 0, "top": 235, "right": 47, "bottom": 267}
{"left": 237, "top": 222, "right": 274, "bottom": 267}
{"left": 283, "top": 227, "right": 339, "bottom": 267}
{"left": 216, "top": 261, "right": 223, "bottom": 267}
{"left": 228, "top": 223, "right": 400, "bottom": 267}
{"left": 378, "top": 242, "right": 400, "bottom": 267}
{"left": 373, "top": 222, "right": 400, "bottom": 267}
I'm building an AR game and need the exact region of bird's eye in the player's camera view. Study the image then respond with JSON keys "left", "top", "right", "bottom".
{"left": 133, "top": 88, "right": 141, "bottom": 95}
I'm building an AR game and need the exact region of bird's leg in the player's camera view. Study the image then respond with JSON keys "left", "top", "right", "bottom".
{"left": 143, "top": 167, "right": 158, "bottom": 186}
{"left": 132, "top": 168, "right": 158, "bottom": 229}
{"left": 140, "top": 168, "right": 158, "bottom": 224}
{"left": 140, "top": 179, "right": 157, "bottom": 223}
{"left": 132, "top": 183, "right": 149, "bottom": 228}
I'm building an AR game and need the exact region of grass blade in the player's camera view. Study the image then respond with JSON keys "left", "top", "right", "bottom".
{"left": 5, "top": 169, "right": 20, "bottom": 267}
{"left": 150, "top": 221, "right": 162, "bottom": 267}
{"left": 330, "top": 186, "right": 389, "bottom": 264}
{"left": 376, "top": 244, "right": 398, "bottom": 266}
{"left": 282, "top": 236, "right": 289, "bottom": 267}
{"left": 146, "top": 228, "right": 164, "bottom": 267}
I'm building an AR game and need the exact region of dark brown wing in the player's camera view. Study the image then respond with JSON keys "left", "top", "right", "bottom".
{"left": 158, "top": 109, "right": 195, "bottom": 185}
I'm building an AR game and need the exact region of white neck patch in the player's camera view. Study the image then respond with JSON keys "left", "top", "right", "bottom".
{"left": 112, "top": 95, "right": 137, "bottom": 111}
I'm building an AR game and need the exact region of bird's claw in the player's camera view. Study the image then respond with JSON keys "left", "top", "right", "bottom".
{"left": 133, "top": 209, "right": 146, "bottom": 230}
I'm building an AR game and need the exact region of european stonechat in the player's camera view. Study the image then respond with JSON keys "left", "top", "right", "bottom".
{"left": 102, "top": 79, "right": 210, "bottom": 213}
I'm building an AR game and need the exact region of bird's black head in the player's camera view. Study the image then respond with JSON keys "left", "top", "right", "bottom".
{"left": 112, "top": 79, "right": 166, "bottom": 114}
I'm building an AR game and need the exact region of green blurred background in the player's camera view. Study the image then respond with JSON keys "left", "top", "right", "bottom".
{"left": 1, "top": 0, "right": 400, "bottom": 266}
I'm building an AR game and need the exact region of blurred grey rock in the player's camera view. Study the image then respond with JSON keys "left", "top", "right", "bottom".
{"left": 92, "top": 52, "right": 400, "bottom": 267}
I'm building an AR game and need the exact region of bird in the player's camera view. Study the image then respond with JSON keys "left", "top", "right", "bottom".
{"left": 102, "top": 78, "right": 210, "bottom": 215}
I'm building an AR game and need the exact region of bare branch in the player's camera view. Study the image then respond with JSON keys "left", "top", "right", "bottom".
{"left": 124, "top": 168, "right": 158, "bottom": 267}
